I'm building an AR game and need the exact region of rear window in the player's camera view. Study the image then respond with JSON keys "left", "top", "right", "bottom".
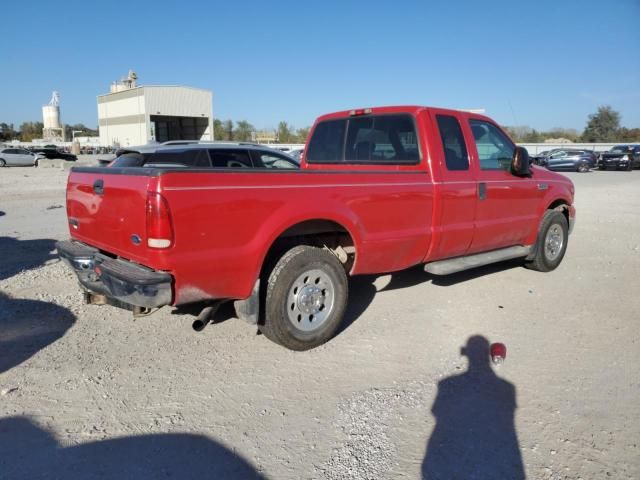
{"left": 306, "top": 114, "right": 419, "bottom": 164}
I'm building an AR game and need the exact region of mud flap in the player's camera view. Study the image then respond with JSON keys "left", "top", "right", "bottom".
{"left": 233, "top": 279, "right": 260, "bottom": 325}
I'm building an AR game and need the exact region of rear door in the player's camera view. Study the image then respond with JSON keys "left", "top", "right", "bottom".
{"left": 466, "top": 119, "right": 541, "bottom": 253}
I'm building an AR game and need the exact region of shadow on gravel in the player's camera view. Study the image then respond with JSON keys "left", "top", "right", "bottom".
{"left": 422, "top": 335, "right": 525, "bottom": 479}
{"left": 171, "top": 261, "right": 524, "bottom": 340}
{"left": 0, "top": 292, "right": 75, "bottom": 374}
{"left": 0, "top": 236, "right": 58, "bottom": 281}
{"left": 0, "top": 416, "right": 267, "bottom": 479}
{"left": 0, "top": 210, "right": 5, "bottom": 216}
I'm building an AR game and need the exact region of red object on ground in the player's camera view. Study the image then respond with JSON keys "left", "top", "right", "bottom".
{"left": 490, "top": 342, "right": 507, "bottom": 365}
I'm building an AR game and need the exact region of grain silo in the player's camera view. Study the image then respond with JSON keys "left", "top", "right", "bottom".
{"left": 42, "top": 91, "right": 64, "bottom": 141}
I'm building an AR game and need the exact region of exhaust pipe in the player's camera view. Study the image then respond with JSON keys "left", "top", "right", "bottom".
{"left": 192, "top": 302, "right": 222, "bottom": 332}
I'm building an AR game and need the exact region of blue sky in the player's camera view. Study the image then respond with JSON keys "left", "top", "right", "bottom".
{"left": 2, "top": 0, "right": 639, "bottom": 131}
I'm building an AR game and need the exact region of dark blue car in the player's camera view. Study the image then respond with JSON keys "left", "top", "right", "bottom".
{"left": 537, "top": 149, "right": 597, "bottom": 173}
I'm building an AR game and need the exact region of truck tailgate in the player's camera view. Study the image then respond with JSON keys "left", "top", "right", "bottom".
{"left": 66, "top": 169, "right": 153, "bottom": 265}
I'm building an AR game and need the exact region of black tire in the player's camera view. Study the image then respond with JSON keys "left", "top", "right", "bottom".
{"left": 0, "top": 159, "right": 6, "bottom": 167}
{"left": 577, "top": 162, "right": 589, "bottom": 173}
{"left": 525, "top": 210, "right": 569, "bottom": 272}
{"left": 261, "top": 245, "right": 348, "bottom": 351}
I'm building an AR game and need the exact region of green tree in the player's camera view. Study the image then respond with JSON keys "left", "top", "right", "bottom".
{"left": 213, "top": 119, "right": 226, "bottom": 140}
{"left": 223, "top": 120, "right": 234, "bottom": 141}
{"left": 618, "top": 127, "right": 640, "bottom": 142}
{"left": 545, "top": 127, "right": 580, "bottom": 142}
{"left": 276, "top": 121, "right": 294, "bottom": 143}
{"left": 581, "top": 106, "right": 621, "bottom": 142}
{"left": 0, "top": 123, "right": 18, "bottom": 141}
{"left": 19, "top": 121, "right": 44, "bottom": 142}
{"left": 295, "top": 126, "right": 311, "bottom": 143}
{"left": 65, "top": 123, "right": 98, "bottom": 140}
{"left": 234, "top": 120, "right": 255, "bottom": 142}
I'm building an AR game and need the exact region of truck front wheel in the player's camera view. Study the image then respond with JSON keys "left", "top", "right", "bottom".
{"left": 261, "top": 245, "right": 348, "bottom": 350}
{"left": 525, "top": 210, "right": 569, "bottom": 272}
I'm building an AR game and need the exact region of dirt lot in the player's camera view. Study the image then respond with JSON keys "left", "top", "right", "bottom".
{"left": 1, "top": 165, "right": 639, "bottom": 479}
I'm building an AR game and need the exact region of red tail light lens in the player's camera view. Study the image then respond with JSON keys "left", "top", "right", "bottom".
{"left": 146, "top": 192, "right": 173, "bottom": 249}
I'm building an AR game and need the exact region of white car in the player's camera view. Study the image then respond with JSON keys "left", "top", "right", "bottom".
{"left": 0, "top": 148, "right": 42, "bottom": 167}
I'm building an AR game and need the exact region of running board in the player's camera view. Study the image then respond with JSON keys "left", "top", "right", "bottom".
{"left": 424, "top": 246, "right": 532, "bottom": 276}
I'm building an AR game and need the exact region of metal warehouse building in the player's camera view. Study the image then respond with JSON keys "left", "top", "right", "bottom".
{"left": 97, "top": 72, "right": 213, "bottom": 147}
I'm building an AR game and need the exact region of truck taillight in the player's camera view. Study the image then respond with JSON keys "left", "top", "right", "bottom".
{"left": 146, "top": 192, "right": 173, "bottom": 249}
{"left": 349, "top": 108, "right": 372, "bottom": 116}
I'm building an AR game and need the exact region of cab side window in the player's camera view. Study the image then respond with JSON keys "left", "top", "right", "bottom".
{"left": 252, "top": 151, "right": 299, "bottom": 169}
{"left": 469, "top": 120, "right": 514, "bottom": 171}
{"left": 436, "top": 115, "right": 469, "bottom": 171}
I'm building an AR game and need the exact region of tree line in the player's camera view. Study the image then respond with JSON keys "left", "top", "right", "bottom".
{"left": 213, "top": 119, "right": 310, "bottom": 143}
{"left": 0, "top": 122, "right": 98, "bottom": 142}
{"left": 505, "top": 106, "right": 639, "bottom": 143}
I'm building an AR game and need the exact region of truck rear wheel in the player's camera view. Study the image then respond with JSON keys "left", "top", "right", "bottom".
{"left": 525, "top": 210, "right": 568, "bottom": 272}
{"left": 261, "top": 245, "right": 348, "bottom": 350}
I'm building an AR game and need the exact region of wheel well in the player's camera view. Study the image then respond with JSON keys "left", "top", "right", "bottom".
{"left": 547, "top": 199, "right": 569, "bottom": 223}
{"left": 261, "top": 220, "right": 356, "bottom": 277}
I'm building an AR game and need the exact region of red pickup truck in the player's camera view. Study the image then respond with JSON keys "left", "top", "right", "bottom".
{"left": 57, "top": 106, "right": 575, "bottom": 350}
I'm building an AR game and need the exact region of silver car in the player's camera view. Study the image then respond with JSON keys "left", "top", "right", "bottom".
{"left": 0, "top": 148, "right": 42, "bottom": 167}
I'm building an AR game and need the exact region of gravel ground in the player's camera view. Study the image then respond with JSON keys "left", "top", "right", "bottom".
{"left": 0, "top": 166, "right": 639, "bottom": 479}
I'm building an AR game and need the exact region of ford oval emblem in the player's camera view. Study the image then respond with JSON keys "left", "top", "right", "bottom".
{"left": 130, "top": 234, "right": 142, "bottom": 246}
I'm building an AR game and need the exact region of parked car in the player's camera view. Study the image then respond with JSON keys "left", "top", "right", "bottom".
{"left": 108, "top": 142, "right": 300, "bottom": 169}
{"left": 598, "top": 145, "right": 640, "bottom": 170}
{"left": 287, "top": 148, "right": 304, "bottom": 162}
{"left": 30, "top": 148, "right": 78, "bottom": 162}
{"left": 536, "top": 149, "right": 596, "bottom": 172}
{"left": 57, "top": 105, "right": 575, "bottom": 351}
{"left": 0, "top": 147, "right": 42, "bottom": 167}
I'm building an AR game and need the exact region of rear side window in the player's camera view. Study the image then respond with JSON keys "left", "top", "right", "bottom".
{"left": 306, "top": 119, "right": 347, "bottom": 162}
{"left": 306, "top": 115, "right": 419, "bottom": 164}
{"left": 208, "top": 149, "right": 253, "bottom": 168}
{"left": 252, "top": 151, "right": 299, "bottom": 169}
{"left": 144, "top": 149, "right": 211, "bottom": 168}
{"left": 436, "top": 115, "right": 469, "bottom": 171}
{"left": 469, "top": 120, "right": 514, "bottom": 171}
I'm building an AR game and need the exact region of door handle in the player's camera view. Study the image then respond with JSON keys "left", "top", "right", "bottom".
{"left": 93, "top": 179, "right": 104, "bottom": 195}
{"left": 478, "top": 182, "right": 487, "bottom": 200}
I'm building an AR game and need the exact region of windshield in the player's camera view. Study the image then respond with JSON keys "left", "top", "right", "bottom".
{"left": 611, "top": 146, "right": 628, "bottom": 152}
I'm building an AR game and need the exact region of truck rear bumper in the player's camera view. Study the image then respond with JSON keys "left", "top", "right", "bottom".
{"left": 56, "top": 240, "right": 173, "bottom": 309}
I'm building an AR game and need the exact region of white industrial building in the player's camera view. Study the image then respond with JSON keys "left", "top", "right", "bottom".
{"left": 97, "top": 72, "right": 213, "bottom": 147}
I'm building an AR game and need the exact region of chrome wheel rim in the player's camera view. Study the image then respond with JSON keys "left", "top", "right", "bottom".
{"left": 286, "top": 268, "right": 334, "bottom": 332}
{"left": 544, "top": 224, "right": 564, "bottom": 261}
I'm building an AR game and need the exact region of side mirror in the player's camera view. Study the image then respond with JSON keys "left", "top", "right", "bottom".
{"left": 511, "top": 147, "right": 531, "bottom": 177}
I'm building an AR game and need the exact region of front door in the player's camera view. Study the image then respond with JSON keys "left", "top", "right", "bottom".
{"left": 465, "top": 119, "right": 541, "bottom": 254}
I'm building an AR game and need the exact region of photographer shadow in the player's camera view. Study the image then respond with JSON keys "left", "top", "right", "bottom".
{"left": 422, "top": 335, "right": 525, "bottom": 479}
{"left": 0, "top": 416, "right": 266, "bottom": 479}
{"left": 0, "top": 292, "right": 76, "bottom": 374}
{"left": 0, "top": 236, "right": 58, "bottom": 281}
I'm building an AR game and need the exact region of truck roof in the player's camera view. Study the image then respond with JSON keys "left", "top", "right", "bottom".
{"left": 315, "top": 105, "right": 494, "bottom": 123}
